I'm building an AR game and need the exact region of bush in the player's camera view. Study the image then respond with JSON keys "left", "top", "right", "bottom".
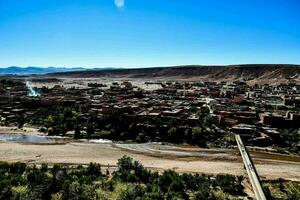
{"left": 214, "top": 174, "right": 244, "bottom": 195}
{"left": 115, "top": 155, "right": 152, "bottom": 183}
{"left": 119, "top": 184, "right": 145, "bottom": 200}
{"left": 64, "top": 181, "right": 97, "bottom": 200}
{"left": 0, "top": 161, "right": 10, "bottom": 174}
{"left": 0, "top": 157, "right": 251, "bottom": 200}
{"left": 86, "top": 162, "right": 102, "bottom": 178}
{"left": 10, "top": 162, "right": 27, "bottom": 174}
{"left": 287, "top": 193, "right": 300, "bottom": 200}
{"left": 158, "top": 170, "right": 186, "bottom": 197}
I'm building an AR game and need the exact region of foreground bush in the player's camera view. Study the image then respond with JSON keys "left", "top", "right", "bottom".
{"left": 0, "top": 158, "right": 260, "bottom": 200}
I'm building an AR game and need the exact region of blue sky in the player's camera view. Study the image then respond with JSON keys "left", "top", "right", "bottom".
{"left": 0, "top": 0, "right": 299, "bottom": 68}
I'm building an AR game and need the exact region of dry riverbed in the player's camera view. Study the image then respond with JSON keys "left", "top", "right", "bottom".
{"left": 0, "top": 127, "right": 300, "bottom": 181}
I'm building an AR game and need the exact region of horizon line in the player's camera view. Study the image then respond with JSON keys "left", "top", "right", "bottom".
{"left": 1, "top": 63, "right": 300, "bottom": 69}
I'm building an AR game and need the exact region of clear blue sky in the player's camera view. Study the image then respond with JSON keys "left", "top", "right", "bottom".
{"left": 0, "top": 0, "right": 299, "bottom": 68}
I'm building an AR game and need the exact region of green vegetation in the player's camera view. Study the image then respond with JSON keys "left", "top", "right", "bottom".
{"left": 262, "top": 179, "right": 300, "bottom": 200}
{"left": 1, "top": 156, "right": 298, "bottom": 200}
{"left": 0, "top": 156, "right": 248, "bottom": 200}
{"left": 18, "top": 103, "right": 300, "bottom": 152}
{"left": 279, "top": 128, "right": 300, "bottom": 153}
{"left": 25, "top": 107, "right": 77, "bottom": 136}
{"left": 23, "top": 106, "right": 221, "bottom": 147}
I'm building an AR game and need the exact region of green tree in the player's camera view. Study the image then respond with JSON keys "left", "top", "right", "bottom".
{"left": 158, "top": 170, "right": 186, "bottom": 198}
{"left": 86, "top": 124, "right": 95, "bottom": 138}
{"left": 192, "top": 127, "right": 207, "bottom": 147}
{"left": 86, "top": 162, "right": 102, "bottom": 178}
{"left": 74, "top": 126, "right": 81, "bottom": 139}
{"left": 119, "top": 184, "right": 145, "bottom": 200}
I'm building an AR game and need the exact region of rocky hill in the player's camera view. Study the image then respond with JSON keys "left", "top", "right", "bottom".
{"left": 48, "top": 64, "right": 300, "bottom": 85}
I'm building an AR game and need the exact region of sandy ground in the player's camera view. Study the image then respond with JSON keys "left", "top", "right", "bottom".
{"left": 1, "top": 126, "right": 299, "bottom": 181}
{"left": 0, "top": 140, "right": 299, "bottom": 181}
{"left": 30, "top": 78, "right": 163, "bottom": 90}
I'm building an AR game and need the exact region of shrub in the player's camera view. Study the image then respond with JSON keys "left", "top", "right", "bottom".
{"left": 115, "top": 155, "right": 152, "bottom": 183}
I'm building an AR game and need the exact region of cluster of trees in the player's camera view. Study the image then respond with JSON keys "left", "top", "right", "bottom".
{"left": 25, "top": 107, "right": 78, "bottom": 136}
{"left": 114, "top": 156, "right": 246, "bottom": 200}
{"left": 279, "top": 128, "right": 300, "bottom": 153}
{"left": 0, "top": 156, "right": 248, "bottom": 200}
{"left": 22, "top": 105, "right": 299, "bottom": 152}
{"left": 268, "top": 128, "right": 300, "bottom": 153}
{"left": 24, "top": 106, "right": 221, "bottom": 147}
{"left": 0, "top": 161, "right": 103, "bottom": 200}
{"left": 2, "top": 156, "right": 298, "bottom": 200}
{"left": 261, "top": 179, "right": 300, "bottom": 200}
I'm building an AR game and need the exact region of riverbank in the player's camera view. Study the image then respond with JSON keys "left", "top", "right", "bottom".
{"left": 0, "top": 140, "right": 299, "bottom": 181}
{"left": 1, "top": 126, "right": 299, "bottom": 181}
{"left": 0, "top": 126, "right": 44, "bottom": 136}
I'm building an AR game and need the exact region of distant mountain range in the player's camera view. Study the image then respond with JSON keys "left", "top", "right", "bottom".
{"left": 1, "top": 65, "right": 299, "bottom": 85}
{"left": 49, "top": 64, "right": 300, "bottom": 85}
{"left": 0, "top": 66, "right": 113, "bottom": 75}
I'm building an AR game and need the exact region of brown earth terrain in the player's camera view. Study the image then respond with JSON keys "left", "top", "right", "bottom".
{"left": 47, "top": 65, "right": 300, "bottom": 85}
{"left": 0, "top": 142, "right": 299, "bottom": 181}
{"left": 1, "top": 127, "right": 299, "bottom": 181}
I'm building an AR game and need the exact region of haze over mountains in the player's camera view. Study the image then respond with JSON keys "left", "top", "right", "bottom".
{"left": 0, "top": 66, "right": 112, "bottom": 75}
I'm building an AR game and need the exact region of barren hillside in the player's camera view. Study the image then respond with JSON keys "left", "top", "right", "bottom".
{"left": 48, "top": 65, "right": 300, "bottom": 84}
